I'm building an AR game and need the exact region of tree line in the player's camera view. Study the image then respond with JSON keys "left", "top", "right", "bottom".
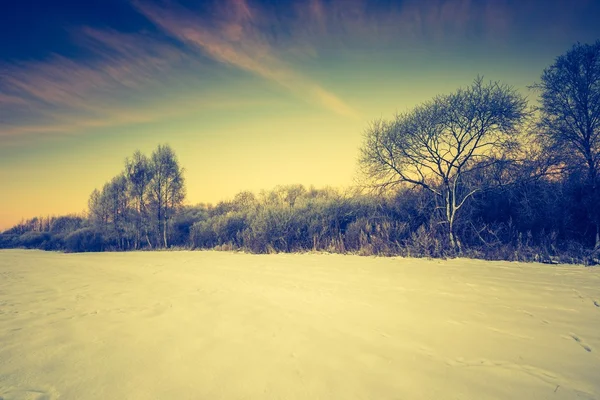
{"left": 1, "top": 41, "right": 599, "bottom": 264}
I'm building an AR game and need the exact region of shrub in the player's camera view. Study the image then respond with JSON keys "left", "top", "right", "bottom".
{"left": 0, "top": 234, "right": 19, "bottom": 248}
{"left": 64, "top": 228, "right": 104, "bottom": 252}
{"left": 18, "top": 231, "right": 52, "bottom": 249}
{"left": 190, "top": 220, "right": 217, "bottom": 249}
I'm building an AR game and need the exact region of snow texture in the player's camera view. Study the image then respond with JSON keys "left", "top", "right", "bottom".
{"left": 1, "top": 250, "right": 599, "bottom": 399}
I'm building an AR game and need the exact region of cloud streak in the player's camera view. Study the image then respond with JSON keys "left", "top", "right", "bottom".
{"left": 0, "top": 28, "right": 201, "bottom": 141}
{"left": 133, "top": 0, "right": 359, "bottom": 118}
{"left": 1, "top": 29, "right": 186, "bottom": 107}
{"left": 0, "top": 95, "right": 273, "bottom": 145}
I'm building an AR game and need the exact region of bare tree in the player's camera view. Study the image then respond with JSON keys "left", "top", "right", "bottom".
{"left": 531, "top": 41, "right": 600, "bottom": 248}
{"left": 125, "top": 151, "right": 154, "bottom": 249}
{"left": 360, "top": 77, "right": 528, "bottom": 252}
{"left": 88, "top": 188, "right": 109, "bottom": 227}
{"left": 232, "top": 191, "right": 258, "bottom": 212}
{"left": 149, "top": 144, "right": 185, "bottom": 248}
{"left": 88, "top": 175, "right": 131, "bottom": 249}
{"left": 108, "top": 174, "right": 131, "bottom": 249}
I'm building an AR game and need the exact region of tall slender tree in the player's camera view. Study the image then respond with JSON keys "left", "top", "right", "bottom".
{"left": 88, "top": 188, "right": 110, "bottom": 228}
{"left": 88, "top": 175, "right": 131, "bottom": 249}
{"left": 149, "top": 144, "right": 186, "bottom": 248}
{"left": 125, "top": 151, "right": 154, "bottom": 249}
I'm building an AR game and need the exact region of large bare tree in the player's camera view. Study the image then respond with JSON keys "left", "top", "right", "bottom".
{"left": 532, "top": 41, "right": 600, "bottom": 248}
{"left": 360, "top": 77, "right": 528, "bottom": 251}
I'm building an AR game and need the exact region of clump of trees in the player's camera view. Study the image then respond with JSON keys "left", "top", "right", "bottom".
{"left": 1, "top": 41, "right": 599, "bottom": 264}
{"left": 0, "top": 144, "right": 187, "bottom": 252}
{"left": 87, "top": 144, "right": 186, "bottom": 250}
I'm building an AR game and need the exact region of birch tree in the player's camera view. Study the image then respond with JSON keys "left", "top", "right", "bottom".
{"left": 149, "top": 144, "right": 185, "bottom": 248}
{"left": 125, "top": 151, "right": 154, "bottom": 249}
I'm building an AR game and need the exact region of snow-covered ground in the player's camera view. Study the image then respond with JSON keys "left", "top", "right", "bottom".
{"left": 0, "top": 250, "right": 599, "bottom": 400}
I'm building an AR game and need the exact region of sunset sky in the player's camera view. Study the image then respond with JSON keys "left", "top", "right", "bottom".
{"left": 1, "top": 0, "right": 599, "bottom": 230}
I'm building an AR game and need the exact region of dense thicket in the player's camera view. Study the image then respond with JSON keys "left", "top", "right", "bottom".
{"left": 1, "top": 42, "right": 599, "bottom": 264}
{"left": 1, "top": 180, "right": 598, "bottom": 264}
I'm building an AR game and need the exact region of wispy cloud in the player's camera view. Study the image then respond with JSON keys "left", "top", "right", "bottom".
{"left": 0, "top": 93, "right": 28, "bottom": 106}
{"left": 133, "top": 0, "right": 359, "bottom": 118}
{"left": 0, "top": 94, "right": 272, "bottom": 145}
{"left": 0, "top": 28, "right": 200, "bottom": 140}
{"left": 285, "top": 0, "right": 514, "bottom": 46}
{"left": 129, "top": 0, "right": 530, "bottom": 116}
{"left": 1, "top": 29, "right": 187, "bottom": 106}
{"left": 0, "top": 0, "right": 359, "bottom": 143}
{"left": 284, "top": 0, "right": 591, "bottom": 49}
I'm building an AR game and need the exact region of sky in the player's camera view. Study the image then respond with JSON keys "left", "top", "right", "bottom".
{"left": 1, "top": 0, "right": 599, "bottom": 230}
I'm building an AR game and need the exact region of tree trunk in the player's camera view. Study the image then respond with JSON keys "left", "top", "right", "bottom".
{"left": 163, "top": 218, "right": 168, "bottom": 248}
{"left": 445, "top": 187, "right": 462, "bottom": 254}
{"left": 157, "top": 203, "right": 162, "bottom": 248}
{"left": 135, "top": 198, "right": 142, "bottom": 250}
{"left": 448, "top": 215, "right": 462, "bottom": 254}
{"left": 163, "top": 189, "right": 169, "bottom": 248}
{"left": 145, "top": 231, "right": 153, "bottom": 249}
